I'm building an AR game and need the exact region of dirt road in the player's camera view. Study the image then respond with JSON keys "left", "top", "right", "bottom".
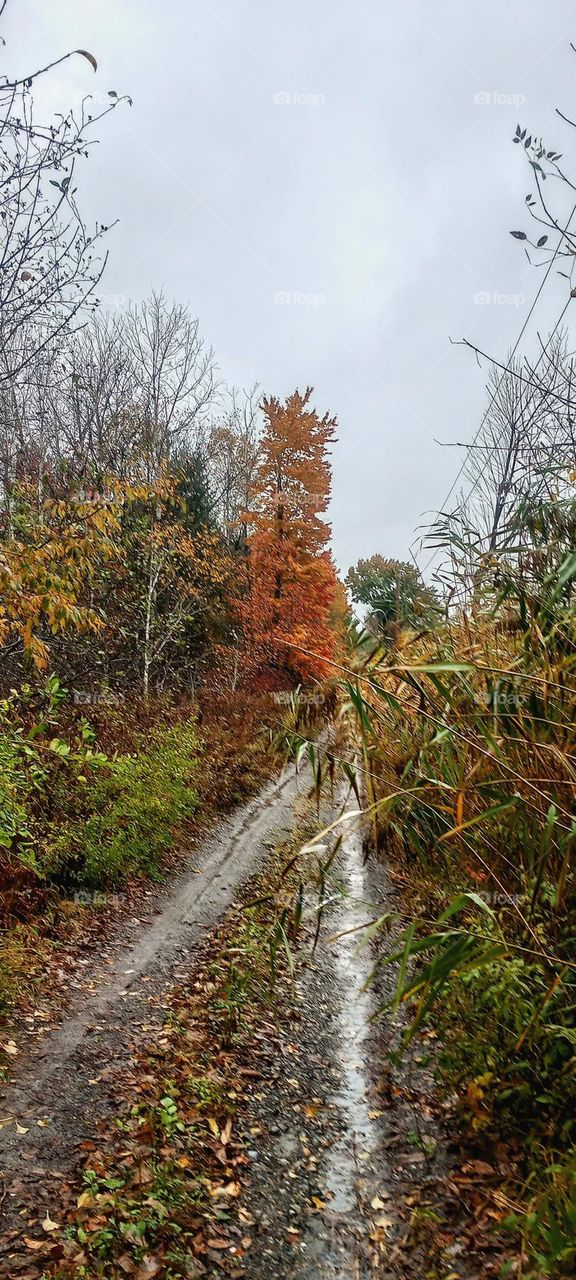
{"left": 0, "top": 766, "right": 450, "bottom": 1278}
{"left": 0, "top": 766, "right": 304, "bottom": 1234}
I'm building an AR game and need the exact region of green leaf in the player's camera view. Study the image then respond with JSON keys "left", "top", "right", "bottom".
{"left": 438, "top": 892, "right": 495, "bottom": 922}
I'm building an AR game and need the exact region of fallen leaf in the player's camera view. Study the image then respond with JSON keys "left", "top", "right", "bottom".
{"left": 462, "top": 1159, "right": 495, "bottom": 1176}
{"left": 220, "top": 1116, "right": 233, "bottom": 1146}
{"left": 143, "top": 1198, "right": 167, "bottom": 1217}
{"left": 42, "top": 1215, "right": 60, "bottom": 1232}
{"left": 117, "top": 1255, "right": 136, "bottom": 1275}
{"left": 370, "top": 1220, "right": 392, "bottom": 1242}
{"left": 136, "top": 1256, "right": 162, "bottom": 1279}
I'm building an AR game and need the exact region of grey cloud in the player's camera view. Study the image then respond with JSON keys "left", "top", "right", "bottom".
{"left": 7, "top": 0, "right": 576, "bottom": 571}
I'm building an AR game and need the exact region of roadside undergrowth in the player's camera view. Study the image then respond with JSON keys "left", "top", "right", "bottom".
{"left": 0, "top": 684, "right": 324, "bottom": 1035}
{"left": 282, "top": 535, "right": 576, "bottom": 1280}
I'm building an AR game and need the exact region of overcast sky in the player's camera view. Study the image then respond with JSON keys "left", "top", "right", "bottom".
{"left": 6, "top": 1, "right": 576, "bottom": 572}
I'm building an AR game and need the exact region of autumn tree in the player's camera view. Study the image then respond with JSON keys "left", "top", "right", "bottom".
{"left": 0, "top": 485, "right": 125, "bottom": 672}
{"left": 243, "top": 388, "right": 340, "bottom": 684}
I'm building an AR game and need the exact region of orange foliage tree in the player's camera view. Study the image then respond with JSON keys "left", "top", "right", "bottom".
{"left": 242, "top": 388, "right": 341, "bottom": 684}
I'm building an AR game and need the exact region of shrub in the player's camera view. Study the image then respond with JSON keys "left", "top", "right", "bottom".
{"left": 46, "top": 720, "right": 200, "bottom": 888}
{"left": 436, "top": 953, "right": 576, "bottom": 1150}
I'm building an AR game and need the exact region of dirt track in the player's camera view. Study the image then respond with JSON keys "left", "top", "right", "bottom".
{"left": 0, "top": 765, "right": 304, "bottom": 1241}
{"left": 0, "top": 768, "right": 454, "bottom": 1278}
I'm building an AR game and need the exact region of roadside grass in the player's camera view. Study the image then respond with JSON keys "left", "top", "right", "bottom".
{"left": 281, "top": 575, "right": 576, "bottom": 1279}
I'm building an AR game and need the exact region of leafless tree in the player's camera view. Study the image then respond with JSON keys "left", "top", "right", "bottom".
{"left": 204, "top": 385, "right": 262, "bottom": 536}
{"left": 123, "top": 292, "right": 217, "bottom": 476}
{"left": 456, "top": 337, "right": 576, "bottom": 553}
{"left": 0, "top": 0, "right": 129, "bottom": 383}
{"left": 429, "top": 332, "right": 576, "bottom": 608}
{"left": 54, "top": 313, "right": 140, "bottom": 478}
{"left": 0, "top": 294, "right": 220, "bottom": 497}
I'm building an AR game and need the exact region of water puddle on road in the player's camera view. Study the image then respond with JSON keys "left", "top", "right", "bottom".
{"left": 225, "top": 788, "right": 400, "bottom": 1280}
{"left": 322, "top": 806, "right": 385, "bottom": 1227}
